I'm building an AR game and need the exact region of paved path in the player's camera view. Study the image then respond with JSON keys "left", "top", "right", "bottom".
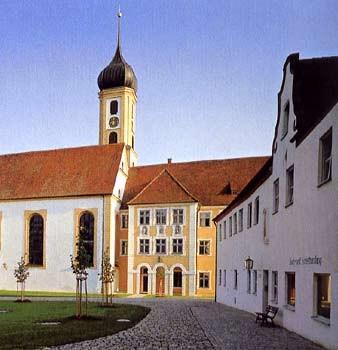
{"left": 49, "top": 298, "right": 323, "bottom": 350}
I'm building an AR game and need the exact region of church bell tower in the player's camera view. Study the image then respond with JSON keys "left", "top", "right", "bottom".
{"left": 97, "top": 10, "right": 138, "bottom": 167}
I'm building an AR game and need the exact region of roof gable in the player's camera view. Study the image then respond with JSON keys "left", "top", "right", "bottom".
{"left": 128, "top": 169, "right": 198, "bottom": 205}
{"left": 0, "top": 144, "right": 124, "bottom": 201}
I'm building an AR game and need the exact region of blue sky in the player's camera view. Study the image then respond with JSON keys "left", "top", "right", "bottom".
{"left": 0, "top": 1, "right": 337, "bottom": 164}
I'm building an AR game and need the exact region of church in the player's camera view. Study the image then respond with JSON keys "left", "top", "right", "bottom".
{"left": 0, "top": 13, "right": 267, "bottom": 297}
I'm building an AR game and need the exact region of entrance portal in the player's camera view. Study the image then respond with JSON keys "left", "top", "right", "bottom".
{"left": 140, "top": 267, "right": 148, "bottom": 294}
{"left": 156, "top": 267, "right": 165, "bottom": 296}
{"left": 173, "top": 267, "right": 183, "bottom": 296}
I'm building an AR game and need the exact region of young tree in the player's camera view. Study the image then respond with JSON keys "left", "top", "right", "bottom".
{"left": 14, "top": 256, "right": 30, "bottom": 302}
{"left": 99, "top": 249, "right": 115, "bottom": 305}
{"left": 70, "top": 226, "right": 91, "bottom": 319}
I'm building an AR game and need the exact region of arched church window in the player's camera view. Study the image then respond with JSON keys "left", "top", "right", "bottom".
{"left": 79, "top": 211, "right": 95, "bottom": 267}
{"left": 132, "top": 136, "right": 135, "bottom": 149}
{"left": 29, "top": 214, "right": 44, "bottom": 266}
{"left": 109, "top": 132, "right": 118, "bottom": 144}
{"left": 110, "top": 100, "right": 118, "bottom": 115}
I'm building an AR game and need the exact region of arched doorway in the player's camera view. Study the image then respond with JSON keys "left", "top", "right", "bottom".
{"left": 140, "top": 267, "right": 148, "bottom": 294}
{"left": 173, "top": 267, "right": 183, "bottom": 296}
{"left": 156, "top": 267, "right": 165, "bottom": 296}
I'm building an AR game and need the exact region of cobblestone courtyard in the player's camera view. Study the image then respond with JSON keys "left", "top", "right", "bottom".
{"left": 52, "top": 298, "right": 324, "bottom": 350}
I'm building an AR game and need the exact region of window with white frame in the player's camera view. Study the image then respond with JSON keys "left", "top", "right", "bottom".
{"left": 139, "top": 210, "right": 150, "bottom": 225}
{"left": 247, "top": 270, "right": 251, "bottom": 293}
{"left": 199, "top": 272, "right": 210, "bottom": 288}
{"left": 223, "top": 269, "right": 226, "bottom": 287}
{"left": 120, "top": 240, "right": 128, "bottom": 256}
{"left": 223, "top": 220, "right": 226, "bottom": 239}
{"left": 173, "top": 209, "right": 184, "bottom": 225}
{"left": 121, "top": 214, "right": 128, "bottom": 229}
{"left": 318, "top": 128, "right": 332, "bottom": 185}
{"left": 172, "top": 238, "right": 183, "bottom": 254}
{"left": 234, "top": 270, "right": 238, "bottom": 290}
{"left": 273, "top": 179, "right": 279, "bottom": 213}
{"left": 314, "top": 273, "right": 331, "bottom": 319}
{"left": 272, "top": 271, "right": 278, "bottom": 303}
{"left": 233, "top": 213, "right": 237, "bottom": 234}
{"left": 219, "top": 223, "right": 222, "bottom": 242}
{"left": 199, "top": 212, "right": 211, "bottom": 227}
{"left": 229, "top": 216, "right": 233, "bottom": 237}
{"left": 156, "top": 209, "right": 167, "bottom": 225}
{"left": 286, "top": 166, "right": 294, "bottom": 206}
{"left": 139, "top": 239, "right": 150, "bottom": 254}
{"left": 238, "top": 209, "right": 243, "bottom": 232}
{"left": 254, "top": 196, "right": 259, "bottom": 225}
{"left": 219, "top": 269, "right": 222, "bottom": 286}
{"left": 286, "top": 272, "right": 296, "bottom": 307}
{"left": 281, "top": 101, "right": 289, "bottom": 138}
{"left": 247, "top": 202, "right": 252, "bottom": 228}
{"left": 252, "top": 270, "right": 257, "bottom": 294}
{"left": 155, "top": 239, "right": 166, "bottom": 254}
{"left": 199, "top": 240, "right": 210, "bottom": 255}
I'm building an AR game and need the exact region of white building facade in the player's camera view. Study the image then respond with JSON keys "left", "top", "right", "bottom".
{"left": 215, "top": 53, "right": 338, "bottom": 350}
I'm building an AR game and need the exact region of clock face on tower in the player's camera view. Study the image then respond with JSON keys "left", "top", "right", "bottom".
{"left": 109, "top": 116, "right": 119, "bottom": 128}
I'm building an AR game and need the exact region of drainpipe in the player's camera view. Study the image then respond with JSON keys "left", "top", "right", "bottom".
{"left": 214, "top": 219, "right": 218, "bottom": 303}
{"left": 101, "top": 195, "right": 105, "bottom": 294}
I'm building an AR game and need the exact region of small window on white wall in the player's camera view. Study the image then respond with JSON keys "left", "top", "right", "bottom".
{"left": 281, "top": 101, "right": 289, "bottom": 138}
{"left": 318, "top": 128, "right": 332, "bottom": 185}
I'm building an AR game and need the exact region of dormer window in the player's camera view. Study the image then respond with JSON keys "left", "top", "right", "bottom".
{"left": 281, "top": 101, "right": 290, "bottom": 138}
{"left": 110, "top": 100, "right": 118, "bottom": 115}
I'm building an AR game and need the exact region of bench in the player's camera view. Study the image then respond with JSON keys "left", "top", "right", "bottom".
{"left": 255, "top": 305, "right": 279, "bottom": 327}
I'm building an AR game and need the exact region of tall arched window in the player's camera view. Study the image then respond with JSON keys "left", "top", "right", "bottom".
{"left": 29, "top": 214, "right": 44, "bottom": 266}
{"left": 110, "top": 100, "right": 118, "bottom": 115}
{"left": 109, "top": 132, "right": 118, "bottom": 144}
{"left": 79, "top": 211, "right": 95, "bottom": 267}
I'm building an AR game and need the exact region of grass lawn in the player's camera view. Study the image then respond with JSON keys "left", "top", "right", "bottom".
{"left": 0, "top": 290, "right": 130, "bottom": 298}
{"left": 0, "top": 300, "right": 149, "bottom": 349}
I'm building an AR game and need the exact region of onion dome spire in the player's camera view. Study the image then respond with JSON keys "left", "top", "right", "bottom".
{"left": 97, "top": 9, "right": 137, "bottom": 92}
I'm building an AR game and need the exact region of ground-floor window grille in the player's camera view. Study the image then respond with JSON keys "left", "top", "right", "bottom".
{"left": 247, "top": 270, "right": 251, "bottom": 293}
{"left": 252, "top": 270, "right": 257, "bottom": 294}
{"left": 223, "top": 270, "right": 227, "bottom": 287}
{"left": 219, "top": 269, "right": 222, "bottom": 286}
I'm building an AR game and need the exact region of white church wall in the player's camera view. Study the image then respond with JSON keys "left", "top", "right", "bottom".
{"left": 0, "top": 196, "right": 104, "bottom": 293}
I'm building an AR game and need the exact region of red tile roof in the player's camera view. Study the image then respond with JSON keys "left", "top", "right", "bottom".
{"left": 213, "top": 157, "right": 272, "bottom": 223}
{"left": 122, "top": 156, "right": 269, "bottom": 208}
{"left": 0, "top": 144, "right": 124, "bottom": 200}
{"left": 128, "top": 169, "right": 198, "bottom": 205}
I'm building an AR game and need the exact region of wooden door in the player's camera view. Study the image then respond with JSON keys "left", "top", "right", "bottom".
{"left": 156, "top": 267, "right": 165, "bottom": 296}
{"left": 140, "top": 267, "right": 148, "bottom": 293}
{"left": 173, "top": 267, "right": 182, "bottom": 296}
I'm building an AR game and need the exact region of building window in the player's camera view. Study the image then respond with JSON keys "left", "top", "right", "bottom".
{"left": 79, "top": 211, "right": 95, "bottom": 267}
{"left": 155, "top": 239, "right": 166, "bottom": 254}
{"left": 139, "top": 239, "right": 150, "bottom": 254}
{"left": 252, "top": 270, "right": 257, "bottom": 294}
{"left": 286, "top": 272, "right": 296, "bottom": 307}
{"left": 247, "top": 270, "right": 251, "bottom": 294}
{"left": 199, "top": 272, "right": 210, "bottom": 288}
{"left": 121, "top": 214, "right": 128, "bottom": 229}
{"left": 156, "top": 209, "right": 167, "bottom": 225}
{"left": 218, "top": 223, "right": 222, "bottom": 242}
{"left": 120, "top": 240, "right": 128, "bottom": 256}
{"left": 139, "top": 210, "right": 150, "bottom": 225}
{"left": 247, "top": 203, "right": 252, "bottom": 228}
{"left": 110, "top": 100, "right": 118, "bottom": 115}
{"left": 234, "top": 270, "right": 238, "bottom": 290}
{"left": 223, "top": 220, "right": 226, "bottom": 239}
{"left": 223, "top": 270, "right": 227, "bottom": 287}
{"left": 318, "top": 128, "right": 332, "bottom": 185}
{"left": 254, "top": 196, "right": 259, "bottom": 225}
{"left": 109, "top": 131, "right": 118, "bottom": 144}
{"left": 132, "top": 136, "right": 135, "bottom": 149}
{"left": 219, "top": 269, "right": 222, "bottom": 286}
{"left": 238, "top": 209, "right": 243, "bottom": 232}
{"left": 172, "top": 238, "right": 183, "bottom": 254}
{"left": 173, "top": 209, "right": 184, "bottom": 225}
{"left": 229, "top": 216, "right": 232, "bottom": 237}
{"left": 199, "top": 212, "right": 211, "bottom": 227}
{"left": 286, "top": 165, "right": 294, "bottom": 206}
{"left": 28, "top": 214, "right": 44, "bottom": 266}
{"left": 315, "top": 274, "right": 331, "bottom": 319}
{"left": 233, "top": 213, "right": 237, "bottom": 234}
{"left": 272, "top": 271, "right": 278, "bottom": 303}
{"left": 273, "top": 179, "right": 279, "bottom": 213}
{"left": 198, "top": 240, "right": 210, "bottom": 255}
{"left": 281, "top": 101, "right": 289, "bottom": 138}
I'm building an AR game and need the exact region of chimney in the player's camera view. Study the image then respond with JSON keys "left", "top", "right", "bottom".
{"left": 167, "top": 158, "right": 172, "bottom": 164}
